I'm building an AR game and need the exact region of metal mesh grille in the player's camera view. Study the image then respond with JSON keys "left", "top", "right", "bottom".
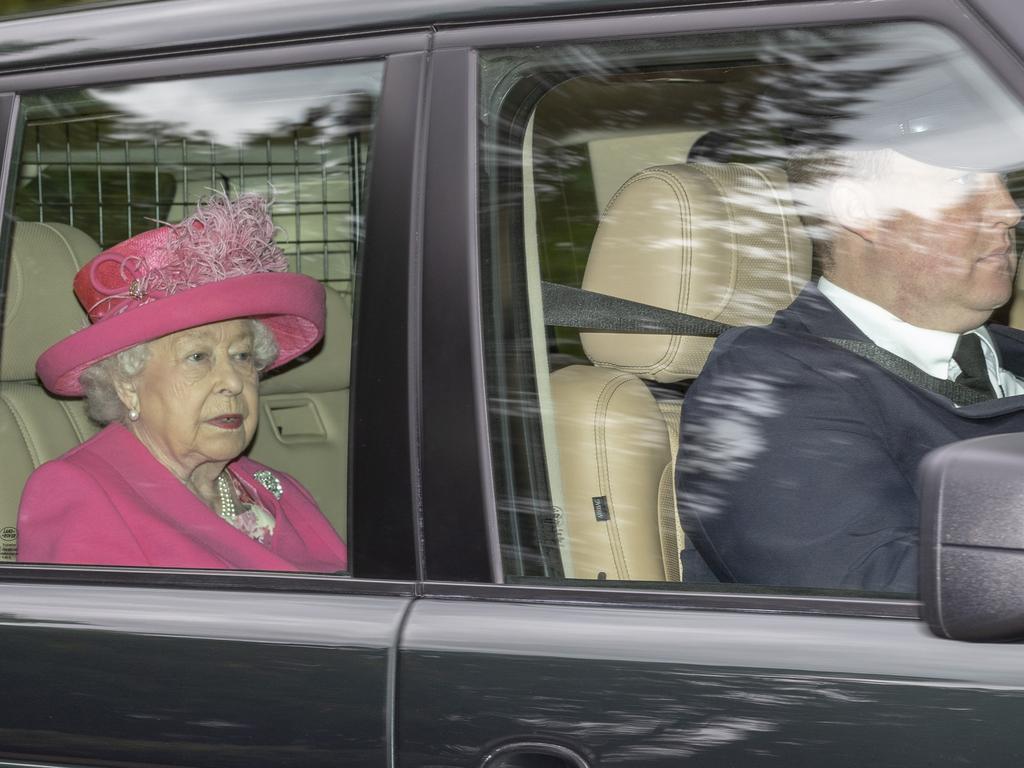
{"left": 14, "top": 117, "right": 368, "bottom": 297}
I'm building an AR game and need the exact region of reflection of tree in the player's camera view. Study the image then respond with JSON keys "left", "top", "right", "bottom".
{"left": 16, "top": 74, "right": 379, "bottom": 257}
{"left": 13, "top": 162, "right": 176, "bottom": 248}
{"left": 501, "top": 27, "right": 927, "bottom": 168}
{"left": 522, "top": 26, "right": 927, "bottom": 296}
{"left": 736, "top": 29, "right": 927, "bottom": 164}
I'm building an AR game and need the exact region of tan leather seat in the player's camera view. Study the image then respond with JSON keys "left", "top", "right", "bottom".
{"left": 0, "top": 222, "right": 102, "bottom": 561}
{"left": 551, "top": 162, "right": 811, "bottom": 581}
{"left": 249, "top": 287, "right": 351, "bottom": 540}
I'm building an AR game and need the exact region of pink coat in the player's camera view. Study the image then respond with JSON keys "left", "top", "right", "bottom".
{"left": 17, "top": 423, "right": 348, "bottom": 572}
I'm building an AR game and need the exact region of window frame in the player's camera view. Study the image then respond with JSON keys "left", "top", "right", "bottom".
{"left": 0, "top": 32, "right": 430, "bottom": 589}
{"left": 446, "top": 0, "right": 1024, "bottom": 616}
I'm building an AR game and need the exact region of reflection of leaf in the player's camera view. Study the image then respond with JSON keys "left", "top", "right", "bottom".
{"left": 744, "top": 28, "right": 925, "bottom": 156}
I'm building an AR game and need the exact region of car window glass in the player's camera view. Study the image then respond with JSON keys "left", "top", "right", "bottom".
{"left": 2, "top": 60, "right": 383, "bottom": 572}
{"left": 481, "top": 22, "right": 1024, "bottom": 597}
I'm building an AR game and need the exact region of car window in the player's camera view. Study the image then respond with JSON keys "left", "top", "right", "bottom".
{"left": 480, "top": 21, "right": 1024, "bottom": 597}
{"left": 2, "top": 60, "right": 383, "bottom": 571}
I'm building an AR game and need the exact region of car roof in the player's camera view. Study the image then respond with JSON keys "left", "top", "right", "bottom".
{"left": 0, "top": 0, "right": 826, "bottom": 72}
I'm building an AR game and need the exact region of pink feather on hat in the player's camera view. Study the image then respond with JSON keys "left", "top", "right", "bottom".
{"left": 37, "top": 192, "right": 326, "bottom": 396}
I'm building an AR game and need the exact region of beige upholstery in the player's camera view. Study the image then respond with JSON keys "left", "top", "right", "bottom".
{"left": 552, "top": 368, "right": 672, "bottom": 581}
{"left": 250, "top": 287, "right": 351, "bottom": 539}
{"left": 582, "top": 163, "right": 811, "bottom": 381}
{"left": 0, "top": 222, "right": 101, "bottom": 561}
{"left": 551, "top": 162, "right": 811, "bottom": 581}
{"left": 655, "top": 398, "right": 684, "bottom": 582}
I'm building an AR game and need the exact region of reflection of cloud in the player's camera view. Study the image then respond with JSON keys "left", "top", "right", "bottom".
{"left": 87, "top": 63, "right": 381, "bottom": 146}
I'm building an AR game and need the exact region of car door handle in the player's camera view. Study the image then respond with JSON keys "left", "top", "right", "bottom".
{"left": 481, "top": 741, "right": 590, "bottom": 768}
{"left": 263, "top": 399, "right": 327, "bottom": 443}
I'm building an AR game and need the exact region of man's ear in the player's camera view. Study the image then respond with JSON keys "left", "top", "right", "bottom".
{"left": 829, "top": 179, "right": 878, "bottom": 242}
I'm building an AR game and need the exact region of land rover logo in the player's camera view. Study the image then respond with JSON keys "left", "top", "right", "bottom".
{"left": 1, "top": 527, "right": 16, "bottom": 541}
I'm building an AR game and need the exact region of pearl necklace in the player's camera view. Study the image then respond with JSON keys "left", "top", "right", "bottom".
{"left": 216, "top": 473, "right": 239, "bottom": 522}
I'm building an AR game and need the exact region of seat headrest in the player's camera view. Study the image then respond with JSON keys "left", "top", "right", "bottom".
{"left": 260, "top": 286, "right": 351, "bottom": 394}
{"left": 2, "top": 222, "right": 98, "bottom": 383}
{"left": 581, "top": 162, "right": 812, "bottom": 382}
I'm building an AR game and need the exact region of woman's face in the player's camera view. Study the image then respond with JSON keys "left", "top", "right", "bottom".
{"left": 120, "top": 319, "right": 260, "bottom": 481}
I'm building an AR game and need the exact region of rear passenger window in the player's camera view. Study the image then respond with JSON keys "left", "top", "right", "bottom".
{"left": 481, "top": 22, "right": 1024, "bottom": 596}
{"left": 3, "top": 61, "right": 382, "bottom": 570}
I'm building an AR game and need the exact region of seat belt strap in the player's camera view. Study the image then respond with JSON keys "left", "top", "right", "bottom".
{"left": 541, "top": 281, "right": 989, "bottom": 406}
{"left": 825, "top": 338, "right": 991, "bottom": 407}
{"left": 540, "top": 281, "right": 729, "bottom": 337}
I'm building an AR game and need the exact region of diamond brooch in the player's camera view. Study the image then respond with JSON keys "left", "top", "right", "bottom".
{"left": 253, "top": 470, "right": 284, "bottom": 500}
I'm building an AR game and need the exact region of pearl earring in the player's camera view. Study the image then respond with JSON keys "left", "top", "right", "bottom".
{"left": 128, "top": 409, "right": 139, "bottom": 422}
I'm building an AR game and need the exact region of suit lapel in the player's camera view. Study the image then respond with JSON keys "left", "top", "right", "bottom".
{"left": 775, "top": 283, "right": 874, "bottom": 342}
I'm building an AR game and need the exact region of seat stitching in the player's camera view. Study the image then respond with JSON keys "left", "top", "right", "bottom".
{"left": 690, "top": 164, "right": 739, "bottom": 322}
{"left": 586, "top": 171, "right": 692, "bottom": 377}
{"left": 669, "top": 171, "right": 694, "bottom": 380}
{"left": 58, "top": 400, "right": 87, "bottom": 443}
{"left": 0, "top": 392, "right": 40, "bottom": 467}
{"left": 38, "top": 223, "right": 88, "bottom": 269}
{"left": 746, "top": 165, "right": 800, "bottom": 301}
{"left": 593, "top": 373, "right": 634, "bottom": 580}
{"left": 3, "top": 252, "right": 21, "bottom": 328}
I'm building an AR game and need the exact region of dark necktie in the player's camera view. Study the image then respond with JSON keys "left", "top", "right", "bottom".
{"left": 953, "top": 333, "right": 997, "bottom": 399}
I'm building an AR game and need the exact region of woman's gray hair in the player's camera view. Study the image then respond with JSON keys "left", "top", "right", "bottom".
{"left": 79, "top": 319, "right": 278, "bottom": 425}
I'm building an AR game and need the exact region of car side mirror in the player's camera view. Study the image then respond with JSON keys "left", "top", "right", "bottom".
{"left": 919, "top": 433, "right": 1024, "bottom": 642}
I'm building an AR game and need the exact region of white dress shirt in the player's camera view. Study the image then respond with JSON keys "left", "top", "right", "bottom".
{"left": 817, "top": 277, "right": 1024, "bottom": 398}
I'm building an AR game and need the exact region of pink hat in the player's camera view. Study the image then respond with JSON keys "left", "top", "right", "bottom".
{"left": 37, "top": 193, "right": 326, "bottom": 396}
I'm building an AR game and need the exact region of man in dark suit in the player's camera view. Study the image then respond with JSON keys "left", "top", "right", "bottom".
{"left": 676, "top": 145, "right": 1024, "bottom": 594}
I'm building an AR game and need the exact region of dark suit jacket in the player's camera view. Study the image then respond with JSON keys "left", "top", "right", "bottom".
{"left": 675, "top": 284, "right": 1024, "bottom": 594}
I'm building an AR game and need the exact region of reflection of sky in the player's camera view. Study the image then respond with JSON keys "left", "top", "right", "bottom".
{"left": 86, "top": 62, "right": 382, "bottom": 146}
{"left": 0, "top": 582, "right": 405, "bottom": 648}
{"left": 406, "top": 600, "right": 1024, "bottom": 688}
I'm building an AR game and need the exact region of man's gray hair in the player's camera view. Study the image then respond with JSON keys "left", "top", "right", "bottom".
{"left": 79, "top": 319, "right": 278, "bottom": 425}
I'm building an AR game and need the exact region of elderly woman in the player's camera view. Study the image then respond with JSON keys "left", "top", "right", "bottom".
{"left": 17, "top": 194, "right": 348, "bottom": 572}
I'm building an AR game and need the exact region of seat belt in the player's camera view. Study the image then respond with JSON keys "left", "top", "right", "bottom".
{"left": 825, "top": 338, "right": 991, "bottom": 407}
{"left": 541, "top": 281, "right": 990, "bottom": 407}
{"left": 541, "top": 281, "right": 729, "bottom": 337}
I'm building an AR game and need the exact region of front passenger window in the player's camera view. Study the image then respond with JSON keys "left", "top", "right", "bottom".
{"left": 481, "top": 22, "right": 1024, "bottom": 596}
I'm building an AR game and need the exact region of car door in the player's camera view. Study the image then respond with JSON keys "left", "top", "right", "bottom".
{"left": 0, "top": 3, "right": 426, "bottom": 766}
{"left": 398, "top": 1, "right": 1024, "bottom": 766}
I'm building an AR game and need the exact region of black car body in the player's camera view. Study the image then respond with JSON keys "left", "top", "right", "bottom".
{"left": 2, "top": 0, "right": 1024, "bottom": 766}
